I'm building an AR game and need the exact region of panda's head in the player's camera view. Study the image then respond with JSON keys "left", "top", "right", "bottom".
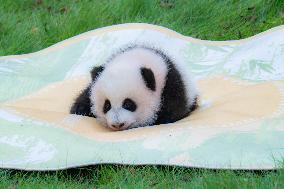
{"left": 89, "top": 48, "right": 168, "bottom": 131}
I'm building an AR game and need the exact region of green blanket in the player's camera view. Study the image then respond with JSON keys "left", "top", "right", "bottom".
{"left": 1, "top": 23, "right": 284, "bottom": 170}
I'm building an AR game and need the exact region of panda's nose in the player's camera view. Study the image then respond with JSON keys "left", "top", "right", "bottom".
{"left": 111, "top": 123, "right": 125, "bottom": 129}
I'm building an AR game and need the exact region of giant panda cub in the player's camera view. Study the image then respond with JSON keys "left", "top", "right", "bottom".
{"left": 70, "top": 44, "right": 198, "bottom": 131}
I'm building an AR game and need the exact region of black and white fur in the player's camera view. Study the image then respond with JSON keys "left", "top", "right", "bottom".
{"left": 70, "top": 44, "right": 198, "bottom": 131}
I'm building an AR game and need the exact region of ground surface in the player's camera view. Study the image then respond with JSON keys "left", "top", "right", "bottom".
{"left": 0, "top": 0, "right": 284, "bottom": 188}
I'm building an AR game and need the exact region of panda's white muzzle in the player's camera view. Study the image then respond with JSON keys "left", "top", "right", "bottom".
{"left": 106, "top": 108, "right": 133, "bottom": 131}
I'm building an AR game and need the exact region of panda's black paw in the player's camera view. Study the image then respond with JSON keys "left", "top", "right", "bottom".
{"left": 70, "top": 102, "right": 93, "bottom": 117}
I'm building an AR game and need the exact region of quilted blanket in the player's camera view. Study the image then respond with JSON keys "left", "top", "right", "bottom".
{"left": 1, "top": 23, "right": 284, "bottom": 170}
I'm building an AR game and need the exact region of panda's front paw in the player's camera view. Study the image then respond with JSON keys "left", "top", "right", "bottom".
{"left": 70, "top": 102, "right": 92, "bottom": 117}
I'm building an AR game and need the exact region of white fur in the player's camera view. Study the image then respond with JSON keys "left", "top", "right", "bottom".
{"left": 90, "top": 46, "right": 198, "bottom": 130}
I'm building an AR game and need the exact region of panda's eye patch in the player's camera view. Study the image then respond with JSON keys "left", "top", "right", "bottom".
{"left": 103, "top": 99, "right": 111, "bottom": 114}
{"left": 122, "top": 98, "right": 137, "bottom": 112}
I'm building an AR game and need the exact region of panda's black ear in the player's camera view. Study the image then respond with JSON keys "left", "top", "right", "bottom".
{"left": 90, "top": 66, "right": 104, "bottom": 81}
{"left": 140, "top": 67, "right": 156, "bottom": 91}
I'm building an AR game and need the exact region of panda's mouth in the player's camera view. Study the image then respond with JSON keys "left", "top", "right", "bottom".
{"left": 109, "top": 124, "right": 130, "bottom": 131}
